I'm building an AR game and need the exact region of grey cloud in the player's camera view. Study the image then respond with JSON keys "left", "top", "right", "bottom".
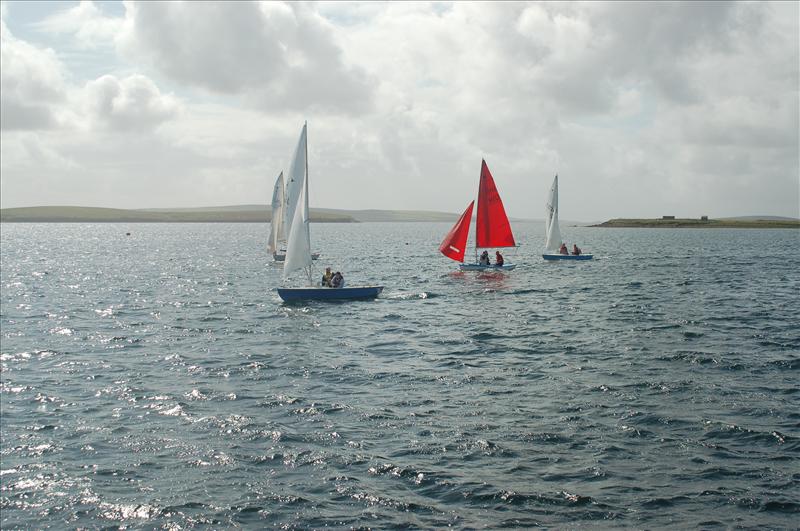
{"left": 1, "top": 100, "right": 59, "bottom": 130}
{"left": 495, "top": 2, "right": 745, "bottom": 114}
{"left": 119, "top": 2, "right": 375, "bottom": 114}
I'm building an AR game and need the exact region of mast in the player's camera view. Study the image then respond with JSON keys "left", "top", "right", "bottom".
{"left": 474, "top": 158, "right": 481, "bottom": 264}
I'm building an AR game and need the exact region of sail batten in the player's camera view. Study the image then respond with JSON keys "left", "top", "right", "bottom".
{"left": 439, "top": 201, "right": 474, "bottom": 262}
{"left": 475, "top": 160, "right": 515, "bottom": 249}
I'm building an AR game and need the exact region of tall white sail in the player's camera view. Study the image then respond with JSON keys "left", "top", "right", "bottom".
{"left": 544, "top": 174, "right": 562, "bottom": 253}
{"left": 283, "top": 124, "right": 307, "bottom": 241}
{"left": 283, "top": 168, "right": 312, "bottom": 280}
{"left": 268, "top": 171, "right": 285, "bottom": 254}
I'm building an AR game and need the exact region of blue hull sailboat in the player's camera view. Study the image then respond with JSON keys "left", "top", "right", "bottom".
{"left": 276, "top": 123, "right": 383, "bottom": 302}
{"left": 542, "top": 175, "right": 593, "bottom": 261}
{"left": 277, "top": 286, "right": 383, "bottom": 302}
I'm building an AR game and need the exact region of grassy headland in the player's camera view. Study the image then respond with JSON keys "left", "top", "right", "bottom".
{"left": 593, "top": 217, "right": 800, "bottom": 229}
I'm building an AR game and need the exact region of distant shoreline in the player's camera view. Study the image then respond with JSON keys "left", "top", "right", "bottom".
{"left": 593, "top": 218, "right": 800, "bottom": 229}
{"left": 0, "top": 205, "right": 461, "bottom": 223}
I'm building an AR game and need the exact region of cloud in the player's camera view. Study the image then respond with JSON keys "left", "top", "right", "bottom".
{"left": 116, "top": 1, "right": 375, "bottom": 114}
{"left": 1, "top": 2, "right": 797, "bottom": 218}
{"left": 35, "top": 0, "right": 123, "bottom": 49}
{"left": 84, "top": 74, "right": 181, "bottom": 131}
{"left": 0, "top": 19, "right": 67, "bottom": 130}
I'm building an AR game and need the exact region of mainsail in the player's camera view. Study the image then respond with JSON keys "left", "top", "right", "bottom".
{"left": 283, "top": 124, "right": 307, "bottom": 241}
{"left": 475, "top": 159, "right": 515, "bottom": 249}
{"left": 268, "top": 171, "right": 285, "bottom": 254}
{"left": 439, "top": 201, "right": 474, "bottom": 262}
{"left": 283, "top": 153, "right": 311, "bottom": 281}
{"left": 544, "top": 174, "right": 562, "bottom": 253}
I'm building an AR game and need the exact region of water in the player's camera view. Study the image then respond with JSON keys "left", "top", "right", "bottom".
{"left": 1, "top": 222, "right": 798, "bottom": 528}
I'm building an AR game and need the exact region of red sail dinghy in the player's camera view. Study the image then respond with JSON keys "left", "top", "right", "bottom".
{"left": 439, "top": 160, "right": 517, "bottom": 271}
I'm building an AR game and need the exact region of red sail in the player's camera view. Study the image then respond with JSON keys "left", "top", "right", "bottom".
{"left": 475, "top": 159, "right": 515, "bottom": 248}
{"left": 439, "top": 201, "right": 474, "bottom": 262}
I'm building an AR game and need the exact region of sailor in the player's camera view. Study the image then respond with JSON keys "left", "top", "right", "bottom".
{"left": 495, "top": 251, "right": 504, "bottom": 266}
{"left": 572, "top": 244, "right": 582, "bottom": 256}
{"left": 559, "top": 243, "right": 569, "bottom": 255}
{"left": 479, "top": 250, "right": 490, "bottom": 265}
{"left": 321, "top": 267, "right": 333, "bottom": 287}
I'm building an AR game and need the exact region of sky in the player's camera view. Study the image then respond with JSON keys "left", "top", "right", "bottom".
{"left": 1, "top": 1, "right": 798, "bottom": 221}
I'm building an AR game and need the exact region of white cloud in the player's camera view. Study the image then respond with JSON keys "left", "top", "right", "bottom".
{"left": 0, "top": 18, "right": 68, "bottom": 130}
{"left": 0, "top": 1, "right": 797, "bottom": 218}
{"left": 115, "top": 1, "right": 375, "bottom": 114}
{"left": 35, "top": 0, "right": 123, "bottom": 49}
{"left": 84, "top": 74, "right": 181, "bottom": 131}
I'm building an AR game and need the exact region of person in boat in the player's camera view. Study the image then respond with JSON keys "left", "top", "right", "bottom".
{"left": 559, "top": 243, "right": 569, "bottom": 255}
{"left": 572, "top": 244, "right": 582, "bottom": 256}
{"left": 332, "top": 271, "right": 344, "bottom": 288}
{"left": 479, "top": 250, "right": 490, "bottom": 265}
{"left": 495, "top": 251, "right": 504, "bottom": 266}
{"left": 321, "top": 267, "right": 333, "bottom": 287}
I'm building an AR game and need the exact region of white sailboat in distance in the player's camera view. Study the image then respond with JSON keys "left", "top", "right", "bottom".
{"left": 542, "top": 174, "right": 592, "bottom": 260}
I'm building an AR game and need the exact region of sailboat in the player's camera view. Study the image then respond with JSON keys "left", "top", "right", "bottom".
{"left": 276, "top": 123, "right": 383, "bottom": 302}
{"left": 542, "top": 174, "right": 592, "bottom": 260}
{"left": 271, "top": 127, "right": 319, "bottom": 262}
{"left": 439, "top": 159, "right": 517, "bottom": 271}
{"left": 268, "top": 171, "right": 285, "bottom": 257}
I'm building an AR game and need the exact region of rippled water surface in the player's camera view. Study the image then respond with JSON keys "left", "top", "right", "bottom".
{"left": 1, "top": 222, "right": 798, "bottom": 528}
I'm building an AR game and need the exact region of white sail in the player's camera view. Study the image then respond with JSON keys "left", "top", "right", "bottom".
{"left": 283, "top": 168, "right": 312, "bottom": 280}
{"left": 544, "top": 174, "right": 562, "bottom": 253}
{"left": 283, "top": 124, "right": 307, "bottom": 241}
{"left": 268, "top": 171, "right": 285, "bottom": 254}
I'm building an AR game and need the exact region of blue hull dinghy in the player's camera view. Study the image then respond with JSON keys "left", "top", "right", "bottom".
{"left": 276, "top": 123, "right": 383, "bottom": 302}
{"left": 542, "top": 254, "right": 593, "bottom": 261}
{"left": 542, "top": 174, "right": 592, "bottom": 260}
{"left": 278, "top": 286, "right": 383, "bottom": 302}
{"left": 459, "top": 263, "right": 517, "bottom": 271}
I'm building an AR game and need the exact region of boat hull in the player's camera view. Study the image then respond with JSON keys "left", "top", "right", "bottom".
{"left": 542, "top": 254, "right": 593, "bottom": 261}
{"left": 277, "top": 286, "right": 383, "bottom": 302}
{"left": 273, "top": 252, "right": 320, "bottom": 262}
{"left": 459, "top": 263, "right": 517, "bottom": 271}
